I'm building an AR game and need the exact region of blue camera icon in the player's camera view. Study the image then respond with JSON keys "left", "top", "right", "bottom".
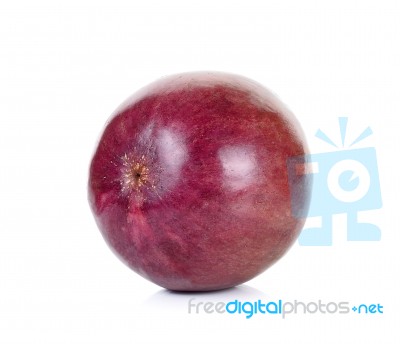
{"left": 288, "top": 147, "right": 382, "bottom": 246}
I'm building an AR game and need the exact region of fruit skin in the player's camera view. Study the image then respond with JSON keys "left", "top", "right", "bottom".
{"left": 88, "top": 72, "right": 311, "bottom": 291}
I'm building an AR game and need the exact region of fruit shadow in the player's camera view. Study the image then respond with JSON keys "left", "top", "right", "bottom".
{"left": 143, "top": 284, "right": 266, "bottom": 311}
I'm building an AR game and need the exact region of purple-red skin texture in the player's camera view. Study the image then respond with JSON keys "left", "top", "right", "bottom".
{"left": 88, "top": 72, "right": 310, "bottom": 291}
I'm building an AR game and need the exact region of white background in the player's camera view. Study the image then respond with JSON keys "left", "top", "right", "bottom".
{"left": 1, "top": 0, "right": 399, "bottom": 343}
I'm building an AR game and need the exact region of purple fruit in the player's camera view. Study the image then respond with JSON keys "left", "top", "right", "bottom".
{"left": 88, "top": 72, "right": 310, "bottom": 291}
